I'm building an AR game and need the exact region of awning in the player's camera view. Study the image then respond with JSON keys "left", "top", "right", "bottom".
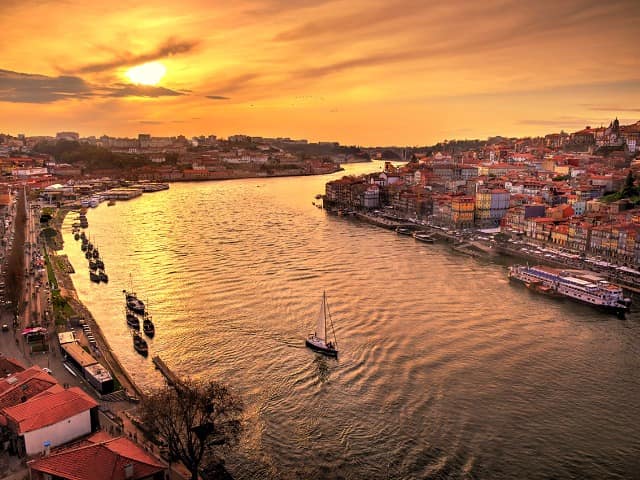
{"left": 21, "top": 327, "right": 47, "bottom": 335}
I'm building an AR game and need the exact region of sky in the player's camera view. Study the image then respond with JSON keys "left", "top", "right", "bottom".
{"left": 1, "top": 0, "right": 639, "bottom": 145}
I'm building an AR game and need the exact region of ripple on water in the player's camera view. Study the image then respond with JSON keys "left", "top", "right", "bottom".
{"left": 61, "top": 165, "right": 640, "bottom": 479}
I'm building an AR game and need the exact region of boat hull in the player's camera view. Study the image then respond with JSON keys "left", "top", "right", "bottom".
{"left": 305, "top": 338, "right": 338, "bottom": 357}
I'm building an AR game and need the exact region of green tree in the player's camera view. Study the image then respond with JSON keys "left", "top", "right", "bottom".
{"left": 139, "top": 379, "right": 243, "bottom": 480}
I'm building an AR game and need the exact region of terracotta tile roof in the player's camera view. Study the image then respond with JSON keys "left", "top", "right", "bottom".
{"left": 0, "top": 355, "right": 25, "bottom": 376}
{"left": 0, "top": 366, "right": 58, "bottom": 410}
{"left": 29, "top": 433, "right": 166, "bottom": 480}
{"left": 3, "top": 387, "right": 97, "bottom": 433}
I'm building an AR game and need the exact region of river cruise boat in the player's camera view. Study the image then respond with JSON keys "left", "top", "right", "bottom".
{"left": 508, "top": 264, "right": 631, "bottom": 316}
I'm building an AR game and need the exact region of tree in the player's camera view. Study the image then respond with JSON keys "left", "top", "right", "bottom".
{"left": 139, "top": 379, "right": 243, "bottom": 480}
{"left": 621, "top": 170, "right": 637, "bottom": 198}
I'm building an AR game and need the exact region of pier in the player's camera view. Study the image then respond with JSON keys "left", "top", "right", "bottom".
{"left": 152, "top": 355, "right": 181, "bottom": 386}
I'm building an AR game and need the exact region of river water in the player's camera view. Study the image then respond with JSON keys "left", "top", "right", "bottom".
{"left": 61, "top": 162, "right": 640, "bottom": 479}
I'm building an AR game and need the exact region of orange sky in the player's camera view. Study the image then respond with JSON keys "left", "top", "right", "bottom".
{"left": 1, "top": 0, "right": 639, "bottom": 145}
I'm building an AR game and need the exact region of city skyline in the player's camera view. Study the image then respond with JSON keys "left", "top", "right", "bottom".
{"left": 1, "top": 0, "right": 639, "bottom": 144}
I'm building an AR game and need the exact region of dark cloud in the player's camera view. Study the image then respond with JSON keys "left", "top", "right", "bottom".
{"left": 0, "top": 68, "right": 184, "bottom": 103}
{"left": 67, "top": 37, "right": 200, "bottom": 74}
{"left": 0, "top": 69, "right": 93, "bottom": 103}
{"left": 206, "top": 95, "right": 230, "bottom": 100}
{"left": 104, "top": 83, "right": 183, "bottom": 98}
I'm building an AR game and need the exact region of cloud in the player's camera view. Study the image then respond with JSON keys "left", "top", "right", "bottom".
{"left": 67, "top": 37, "right": 200, "bottom": 74}
{"left": 139, "top": 120, "right": 165, "bottom": 125}
{"left": 0, "top": 68, "right": 184, "bottom": 103}
{"left": 206, "top": 95, "right": 230, "bottom": 100}
{"left": 582, "top": 104, "right": 640, "bottom": 113}
{"left": 0, "top": 68, "right": 93, "bottom": 103}
{"left": 104, "top": 83, "right": 184, "bottom": 98}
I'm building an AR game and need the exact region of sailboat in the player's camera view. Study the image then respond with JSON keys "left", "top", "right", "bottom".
{"left": 305, "top": 291, "right": 338, "bottom": 357}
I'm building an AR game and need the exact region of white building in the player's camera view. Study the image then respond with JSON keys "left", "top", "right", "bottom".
{"left": 3, "top": 387, "right": 98, "bottom": 456}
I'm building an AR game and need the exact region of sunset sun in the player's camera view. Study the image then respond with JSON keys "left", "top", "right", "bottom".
{"left": 125, "top": 61, "right": 166, "bottom": 85}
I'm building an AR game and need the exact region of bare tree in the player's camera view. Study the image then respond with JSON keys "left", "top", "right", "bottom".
{"left": 140, "top": 379, "right": 243, "bottom": 480}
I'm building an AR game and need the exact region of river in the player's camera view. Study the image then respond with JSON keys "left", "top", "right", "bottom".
{"left": 61, "top": 162, "right": 640, "bottom": 479}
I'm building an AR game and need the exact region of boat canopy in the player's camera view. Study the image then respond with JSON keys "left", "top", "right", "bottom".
{"left": 21, "top": 327, "right": 47, "bottom": 335}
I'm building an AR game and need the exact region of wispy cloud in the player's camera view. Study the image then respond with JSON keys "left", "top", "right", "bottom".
{"left": 65, "top": 37, "right": 199, "bottom": 74}
{"left": 104, "top": 83, "right": 183, "bottom": 98}
{"left": 582, "top": 104, "right": 640, "bottom": 113}
{"left": 206, "top": 95, "right": 230, "bottom": 100}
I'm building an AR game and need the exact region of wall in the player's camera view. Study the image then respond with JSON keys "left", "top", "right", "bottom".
{"left": 23, "top": 410, "right": 91, "bottom": 455}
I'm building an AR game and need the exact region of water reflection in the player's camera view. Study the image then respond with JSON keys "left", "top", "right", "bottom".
{"left": 61, "top": 162, "right": 640, "bottom": 479}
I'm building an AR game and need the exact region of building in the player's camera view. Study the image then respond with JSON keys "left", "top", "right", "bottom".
{"left": 1, "top": 387, "right": 99, "bottom": 456}
{"left": 451, "top": 196, "right": 474, "bottom": 228}
{"left": 0, "top": 366, "right": 58, "bottom": 411}
{"left": 28, "top": 431, "right": 167, "bottom": 480}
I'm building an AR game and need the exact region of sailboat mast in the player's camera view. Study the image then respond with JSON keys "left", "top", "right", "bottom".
{"left": 323, "top": 290, "right": 327, "bottom": 341}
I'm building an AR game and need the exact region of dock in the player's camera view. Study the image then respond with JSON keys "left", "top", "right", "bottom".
{"left": 152, "top": 355, "right": 181, "bottom": 386}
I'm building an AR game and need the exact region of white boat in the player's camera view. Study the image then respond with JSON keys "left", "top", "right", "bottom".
{"left": 413, "top": 231, "right": 435, "bottom": 243}
{"left": 306, "top": 291, "right": 338, "bottom": 357}
{"left": 508, "top": 264, "right": 631, "bottom": 316}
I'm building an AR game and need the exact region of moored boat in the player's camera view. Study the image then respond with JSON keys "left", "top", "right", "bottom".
{"left": 132, "top": 331, "right": 148, "bottom": 356}
{"left": 99, "top": 270, "right": 109, "bottom": 283}
{"left": 143, "top": 314, "right": 155, "bottom": 338}
{"left": 126, "top": 310, "right": 140, "bottom": 329}
{"left": 89, "top": 270, "right": 101, "bottom": 283}
{"left": 74, "top": 233, "right": 80, "bottom": 241}
{"left": 413, "top": 231, "right": 435, "bottom": 243}
{"left": 123, "top": 289, "right": 145, "bottom": 314}
{"left": 509, "top": 264, "right": 631, "bottom": 316}
{"left": 305, "top": 291, "right": 339, "bottom": 357}
{"left": 396, "top": 227, "right": 412, "bottom": 235}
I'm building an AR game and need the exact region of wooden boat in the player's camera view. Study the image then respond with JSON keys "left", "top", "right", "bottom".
{"left": 143, "top": 314, "right": 155, "bottom": 338}
{"left": 123, "top": 289, "right": 145, "bottom": 314}
{"left": 133, "top": 331, "right": 148, "bottom": 356}
{"left": 126, "top": 310, "right": 140, "bottom": 329}
{"left": 89, "top": 270, "right": 101, "bottom": 283}
{"left": 99, "top": 270, "right": 109, "bottom": 283}
{"left": 305, "top": 291, "right": 338, "bottom": 357}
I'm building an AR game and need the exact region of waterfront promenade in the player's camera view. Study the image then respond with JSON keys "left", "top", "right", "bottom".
{"left": 0, "top": 200, "right": 190, "bottom": 479}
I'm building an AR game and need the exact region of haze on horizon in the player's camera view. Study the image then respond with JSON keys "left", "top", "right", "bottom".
{"left": 1, "top": 0, "right": 639, "bottom": 145}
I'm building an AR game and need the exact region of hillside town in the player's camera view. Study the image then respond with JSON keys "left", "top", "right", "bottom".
{"left": 0, "top": 131, "right": 361, "bottom": 187}
{"left": 325, "top": 119, "right": 640, "bottom": 269}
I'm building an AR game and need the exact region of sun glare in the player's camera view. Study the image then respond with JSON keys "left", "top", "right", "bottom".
{"left": 125, "top": 62, "right": 166, "bottom": 86}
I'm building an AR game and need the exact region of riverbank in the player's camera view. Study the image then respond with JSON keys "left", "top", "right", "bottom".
{"left": 47, "top": 210, "right": 144, "bottom": 399}
{"left": 342, "top": 211, "right": 640, "bottom": 295}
